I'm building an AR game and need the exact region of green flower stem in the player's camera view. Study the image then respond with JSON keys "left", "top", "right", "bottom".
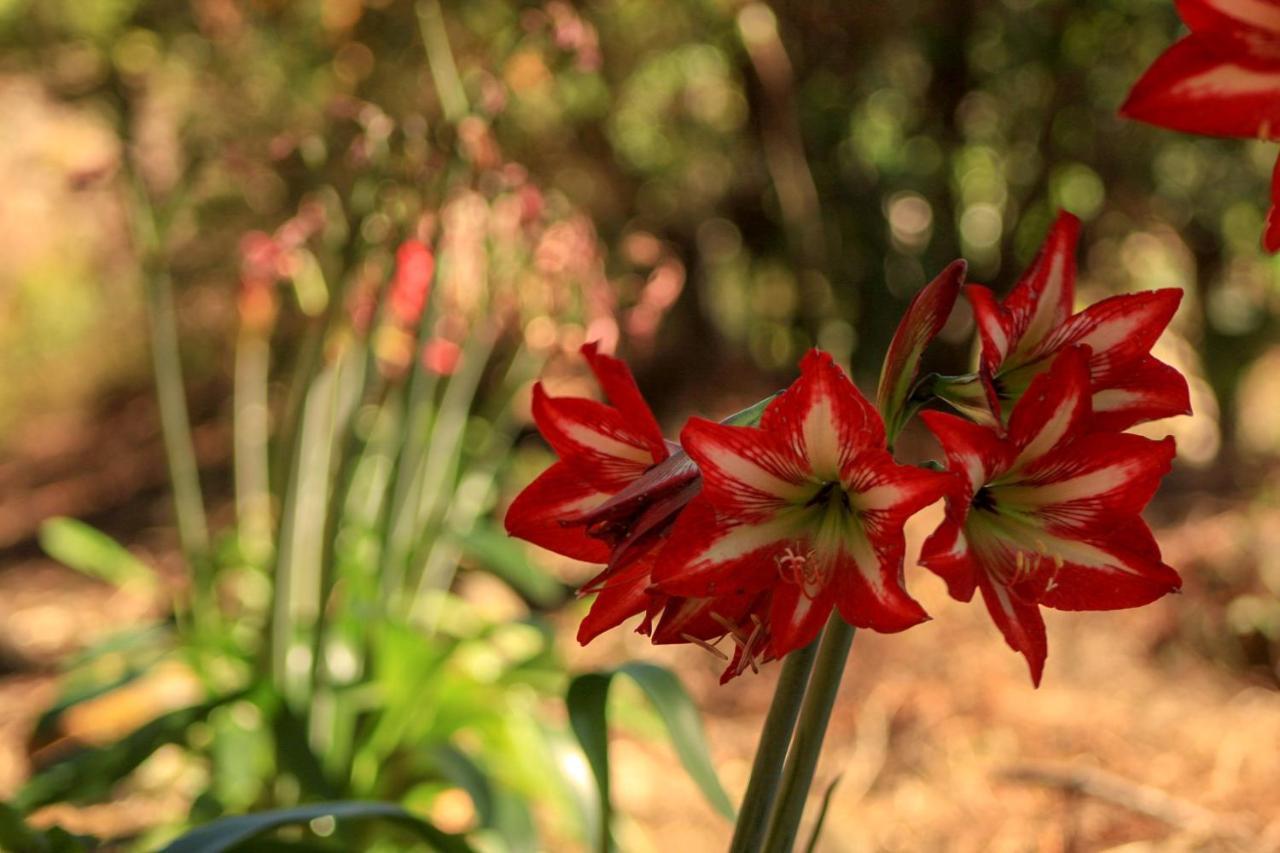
{"left": 728, "top": 637, "right": 819, "bottom": 853}
{"left": 761, "top": 614, "right": 855, "bottom": 853}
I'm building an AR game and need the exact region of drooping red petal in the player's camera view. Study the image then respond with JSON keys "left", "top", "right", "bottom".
{"left": 1001, "top": 211, "right": 1081, "bottom": 366}
{"left": 531, "top": 383, "right": 660, "bottom": 491}
{"left": 919, "top": 515, "right": 979, "bottom": 602}
{"left": 1090, "top": 355, "right": 1193, "bottom": 431}
{"left": 977, "top": 573, "right": 1048, "bottom": 686}
{"left": 1002, "top": 434, "right": 1177, "bottom": 534}
{"left": 1178, "top": 0, "right": 1280, "bottom": 45}
{"left": 1120, "top": 35, "right": 1280, "bottom": 138}
{"left": 1037, "top": 289, "right": 1184, "bottom": 385}
{"left": 1006, "top": 346, "right": 1092, "bottom": 470}
{"left": 760, "top": 349, "right": 887, "bottom": 478}
{"left": 1037, "top": 521, "right": 1182, "bottom": 611}
{"left": 876, "top": 259, "right": 966, "bottom": 434}
{"left": 504, "top": 461, "right": 613, "bottom": 562}
{"left": 919, "top": 410, "right": 1012, "bottom": 497}
{"left": 577, "top": 558, "right": 659, "bottom": 644}
{"left": 580, "top": 341, "right": 669, "bottom": 462}
{"left": 651, "top": 496, "right": 790, "bottom": 598}
{"left": 679, "top": 418, "right": 810, "bottom": 518}
{"left": 1266, "top": 153, "right": 1280, "bottom": 253}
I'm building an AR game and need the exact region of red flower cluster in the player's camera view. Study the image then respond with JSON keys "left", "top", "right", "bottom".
{"left": 506, "top": 215, "right": 1187, "bottom": 684}
{"left": 1121, "top": 0, "right": 1280, "bottom": 251}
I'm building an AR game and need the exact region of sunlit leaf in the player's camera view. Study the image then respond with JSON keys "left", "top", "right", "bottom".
{"left": 39, "top": 517, "right": 158, "bottom": 590}
{"left": 157, "top": 801, "right": 475, "bottom": 853}
{"left": 566, "top": 662, "right": 734, "bottom": 851}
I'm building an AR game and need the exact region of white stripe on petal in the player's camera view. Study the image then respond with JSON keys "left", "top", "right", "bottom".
{"left": 802, "top": 395, "right": 841, "bottom": 480}
{"left": 563, "top": 422, "right": 654, "bottom": 464}
{"left": 1014, "top": 397, "right": 1078, "bottom": 467}
{"left": 700, "top": 443, "right": 810, "bottom": 502}
{"left": 1200, "top": 0, "right": 1280, "bottom": 34}
{"left": 855, "top": 483, "right": 905, "bottom": 511}
{"left": 695, "top": 512, "right": 801, "bottom": 566}
{"left": 998, "top": 465, "right": 1131, "bottom": 508}
{"left": 1172, "top": 62, "right": 1280, "bottom": 102}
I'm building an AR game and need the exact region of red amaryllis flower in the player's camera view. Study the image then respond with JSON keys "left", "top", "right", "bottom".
{"left": 876, "top": 259, "right": 967, "bottom": 442}
{"left": 956, "top": 212, "right": 1190, "bottom": 431}
{"left": 920, "top": 347, "right": 1183, "bottom": 685}
{"left": 1120, "top": 0, "right": 1280, "bottom": 251}
{"left": 503, "top": 343, "right": 705, "bottom": 644}
{"left": 653, "top": 350, "right": 950, "bottom": 661}
{"left": 505, "top": 341, "right": 673, "bottom": 564}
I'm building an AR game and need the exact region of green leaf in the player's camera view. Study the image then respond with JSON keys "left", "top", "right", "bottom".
{"left": 158, "top": 801, "right": 475, "bottom": 853}
{"left": 459, "top": 523, "right": 567, "bottom": 609}
{"left": 39, "top": 517, "right": 157, "bottom": 589}
{"left": 566, "top": 662, "right": 734, "bottom": 851}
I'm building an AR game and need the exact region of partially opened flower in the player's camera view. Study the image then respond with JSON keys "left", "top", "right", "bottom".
{"left": 876, "top": 259, "right": 967, "bottom": 442}
{"left": 953, "top": 212, "right": 1190, "bottom": 431}
{"left": 920, "top": 346, "right": 1183, "bottom": 685}
{"left": 1120, "top": 0, "right": 1280, "bottom": 251}
{"left": 505, "top": 342, "right": 697, "bottom": 640}
{"left": 654, "top": 350, "right": 950, "bottom": 662}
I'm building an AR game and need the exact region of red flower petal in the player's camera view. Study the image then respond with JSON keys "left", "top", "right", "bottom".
{"left": 876, "top": 259, "right": 966, "bottom": 435}
{"left": 680, "top": 418, "right": 810, "bottom": 517}
{"left": 577, "top": 558, "right": 658, "bottom": 644}
{"left": 1037, "top": 522, "right": 1182, "bottom": 611}
{"left": 977, "top": 573, "right": 1048, "bottom": 686}
{"left": 504, "top": 461, "right": 613, "bottom": 563}
{"left": 531, "top": 383, "right": 661, "bottom": 491}
{"left": 1178, "top": 0, "right": 1280, "bottom": 45}
{"left": 830, "top": 543, "right": 931, "bottom": 634}
{"left": 1120, "top": 35, "right": 1280, "bottom": 138}
{"left": 581, "top": 341, "right": 668, "bottom": 462}
{"left": 920, "top": 515, "right": 979, "bottom": 602}
{"left": 1038, "top": 289, "right": 1184, "bottom": 385}
{"left": 1091, "top": 355, "right": 1192, "bottom": 431}
{"left": 1005, "top": 434, "right": 1177, "bottom": 534}
{"left": 1006, "top": 346, "right": 1093, "bottom": 470}
{"left": 768, "top": 583, "right": 836, "bottom": 658}
{"left": 1000, "top": 211, "right": 1081, "bottom": 366}
{"left": 760, "top": 349, "right": 886, "bottom": 476}
{"left": 651, "top": 496, "right": 790, "bottom": 598}
{"left": 965, "top": 284, "right": 1015, "bottom": 375}
{"left": 919, "top": 410, "right": 1012, "bottom": 497}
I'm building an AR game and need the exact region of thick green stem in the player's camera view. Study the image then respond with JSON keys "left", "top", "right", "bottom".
{"left": 728, "top": 638, "right": 819, "bottom": 853}
{"left": 761, "top": 615, "right": 855, "bottom": 853}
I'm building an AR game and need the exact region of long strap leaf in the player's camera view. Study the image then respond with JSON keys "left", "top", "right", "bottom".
{"left": 566, "top": 662, "right": 734, "bottom": 852}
